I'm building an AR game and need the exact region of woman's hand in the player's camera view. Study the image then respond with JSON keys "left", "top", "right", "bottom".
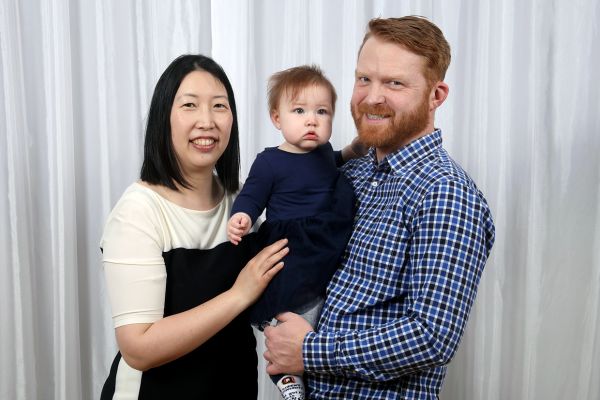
{"left": 231, "top": 238, "right": 288, "bottom": 307}
{"left": 115, "top": 238, "right": 289, "bottom": 371}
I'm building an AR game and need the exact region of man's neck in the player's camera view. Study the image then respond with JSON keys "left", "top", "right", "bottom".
{"left": 375, "top": 130, "right": 432, "bottom": 162}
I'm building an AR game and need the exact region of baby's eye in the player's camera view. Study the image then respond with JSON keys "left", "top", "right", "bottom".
{"left": 317, "top": 108, "right": 329, "bottom": 115}
{"left": 292, "top": 108, "right": 305, "bottom": 114}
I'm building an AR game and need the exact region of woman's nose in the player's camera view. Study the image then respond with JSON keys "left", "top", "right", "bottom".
{"left": 194, "top": 108, "right": 215, "bottom": 129}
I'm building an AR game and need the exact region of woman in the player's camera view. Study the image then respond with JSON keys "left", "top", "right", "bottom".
{"left": 100, "top": 54, "right": 288, "bottom": 399}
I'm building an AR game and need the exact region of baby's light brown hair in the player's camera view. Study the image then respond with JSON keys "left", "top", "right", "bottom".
{"left": 268, "top": 65, "right": 337, "bottom": 114}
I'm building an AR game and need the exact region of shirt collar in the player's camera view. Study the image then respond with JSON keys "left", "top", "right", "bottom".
{"left": 367, "top": 129, "right": 443, "bottom": 174}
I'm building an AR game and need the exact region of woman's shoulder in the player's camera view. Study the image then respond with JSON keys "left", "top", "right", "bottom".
{"left": 111, "top": 182, "right": 165, "bottom": 215}
{"left": 100, "top": 182, "right": 165, "bottom": 251}
{"left": 104, "top": 181, "right": 187, "bottom": 238}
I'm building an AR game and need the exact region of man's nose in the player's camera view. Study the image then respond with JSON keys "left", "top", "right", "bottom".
{"left": 364, "top": 83, "right": 385, "bottom": 105}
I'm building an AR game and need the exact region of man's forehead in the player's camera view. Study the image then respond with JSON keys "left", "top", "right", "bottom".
{"left": 357, "top": 39, "right": 427, "bottom": 72}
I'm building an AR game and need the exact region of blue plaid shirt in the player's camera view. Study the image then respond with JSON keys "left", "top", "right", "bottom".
{"left": 303, "top": 130, "right": 495, "bottom": 399}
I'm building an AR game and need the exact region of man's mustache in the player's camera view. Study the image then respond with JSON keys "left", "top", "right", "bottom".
{"left": 355, "top": 103, "right": 395, "bottom": 117}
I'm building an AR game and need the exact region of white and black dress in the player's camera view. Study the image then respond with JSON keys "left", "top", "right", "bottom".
{"left": 100, "top": 182, "right": 257, "bottom": 399}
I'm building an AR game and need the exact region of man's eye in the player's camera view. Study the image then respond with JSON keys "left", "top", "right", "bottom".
{"left": 357, "top": 76, "right": 370, "bottom": 83}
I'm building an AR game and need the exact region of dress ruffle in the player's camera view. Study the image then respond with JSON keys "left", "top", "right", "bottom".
{"left": 248, "top": 173, "right": 355, "bottom": 325}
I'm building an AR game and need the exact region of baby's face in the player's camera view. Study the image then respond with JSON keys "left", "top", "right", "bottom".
{"left": 271, "top": 84, "right": 333, "bottom": 153}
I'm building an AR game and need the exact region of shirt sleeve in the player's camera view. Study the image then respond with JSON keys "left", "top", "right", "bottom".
{"left": 303, "top": 179, "right": 495, "bottom": 381}
{"left": 101, "top": 192, "right": 167, "bottom": 328}
{"left": 231, "top": 153, "right": 274, "bottom": 223}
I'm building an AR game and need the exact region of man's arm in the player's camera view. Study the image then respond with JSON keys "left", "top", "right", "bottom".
{"left": 273, "top": 180, "right": 494, "bottom": 382}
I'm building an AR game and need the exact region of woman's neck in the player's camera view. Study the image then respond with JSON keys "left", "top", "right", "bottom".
{"left": 144, "top": 172, "right": 224, "bottom": 211}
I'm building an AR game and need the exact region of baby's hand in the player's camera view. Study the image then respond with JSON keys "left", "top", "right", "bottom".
{"left": 350, "top": 136, "right": 368, "bottom": 158}
{"left": 227, "top": 212, "right": 252, "bottom": 245}
{"left": 341, "top": 136, "right": 368, "bottom": 161}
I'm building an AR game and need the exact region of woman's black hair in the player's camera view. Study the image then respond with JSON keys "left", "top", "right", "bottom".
{"left": 140, "top": 54, "right": 240, "bottom": 193}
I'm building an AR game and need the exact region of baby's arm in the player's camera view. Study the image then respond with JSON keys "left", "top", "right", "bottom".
{"left": 227, "top": 212, "right": 252, "bottom": 245}
{"left": 230, "top": 152, "right": 273, "bottom": 243}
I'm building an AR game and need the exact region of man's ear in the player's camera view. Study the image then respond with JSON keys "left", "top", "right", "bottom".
{"left": 429, "top": 81, "right": 449, "bottom": 111}
{"left": 270, "top": 109, "right": 281, "bottom": 130}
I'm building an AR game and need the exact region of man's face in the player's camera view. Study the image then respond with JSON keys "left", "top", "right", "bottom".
{"left": 351, "top": 36, "right": 434, "bottom": 160}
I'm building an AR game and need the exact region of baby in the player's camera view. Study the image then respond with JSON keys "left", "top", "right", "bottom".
{"left": 228, "top": 65, "right": 362, "bottom": 400}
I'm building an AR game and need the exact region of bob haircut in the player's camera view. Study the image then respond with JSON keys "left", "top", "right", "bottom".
{"left": 140, "top": 54, "right": 240, "bottom": 193}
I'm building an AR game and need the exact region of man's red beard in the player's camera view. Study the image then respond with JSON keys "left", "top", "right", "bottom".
{"left": 351, "top": 93, "right": 431, "bottom": 151}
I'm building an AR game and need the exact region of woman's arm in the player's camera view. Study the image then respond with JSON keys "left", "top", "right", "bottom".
{"left": 115, "top": 239, "right": 288, "bottom": 371}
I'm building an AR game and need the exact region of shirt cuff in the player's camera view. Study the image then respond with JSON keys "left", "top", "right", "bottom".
{"left": 303, "top": 331, "right": 341, "bottom": 374}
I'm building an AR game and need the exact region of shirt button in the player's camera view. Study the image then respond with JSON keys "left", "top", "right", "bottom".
{"left": 371, "top": 180, "right": 378, "bottom": 187}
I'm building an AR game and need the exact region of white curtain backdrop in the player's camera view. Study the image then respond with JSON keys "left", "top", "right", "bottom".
{"left": 1, "top": 0, "right": 599, "bottom": 399}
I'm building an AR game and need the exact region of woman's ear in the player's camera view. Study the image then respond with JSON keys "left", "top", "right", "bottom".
{"left": 270, "top": 109, "right": 281, "bottom": 130}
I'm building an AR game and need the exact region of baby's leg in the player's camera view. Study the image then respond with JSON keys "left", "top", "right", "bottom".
{"left": 268, "top": 299, "right": 324, "bottom": 399}
{"left": 297, "top": 297, "right": 324, "bottom": 328}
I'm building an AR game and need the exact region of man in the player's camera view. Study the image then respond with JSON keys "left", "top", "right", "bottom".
{"left": 264, "top": 16, "right": 495, "bottom": 399}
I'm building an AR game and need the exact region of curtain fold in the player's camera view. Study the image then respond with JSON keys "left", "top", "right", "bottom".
{"left": 1, "top": 0, "right": 39, "bottom": 398}
{"left": 1, "top": 1, "right": 598, "bottom": 399}
{"left": 39, "top": 0, "right": 83, "bottom": 397}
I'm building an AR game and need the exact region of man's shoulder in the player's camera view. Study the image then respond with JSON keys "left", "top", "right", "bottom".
{"left": 399, "top": 148, "right": 491, "bottom": 213}
{"left": 407, "top": 147, "right": 472, "bottom": 186}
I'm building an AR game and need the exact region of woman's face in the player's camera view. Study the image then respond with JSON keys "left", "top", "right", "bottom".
{"left": 170, "top": 70, "right": 233, "bottom": 177}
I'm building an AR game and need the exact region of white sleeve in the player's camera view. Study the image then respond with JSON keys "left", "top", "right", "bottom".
{"left": 101, "top": 192, "right": 167, "bottom": 328}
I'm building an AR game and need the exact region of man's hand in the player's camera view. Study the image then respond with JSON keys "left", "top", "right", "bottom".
{"left": 263, "top": 312, "right": 313, "bottom": 376}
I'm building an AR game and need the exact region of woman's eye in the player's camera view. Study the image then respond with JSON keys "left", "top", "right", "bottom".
{"left": 292, "top": 108, "right": 305, "bottom": 114}
{"left": 214, "top": 103, "right": 229, "bottom": 110}
{"left": 182, "top": 102, "right": 196, "bottom": 108}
